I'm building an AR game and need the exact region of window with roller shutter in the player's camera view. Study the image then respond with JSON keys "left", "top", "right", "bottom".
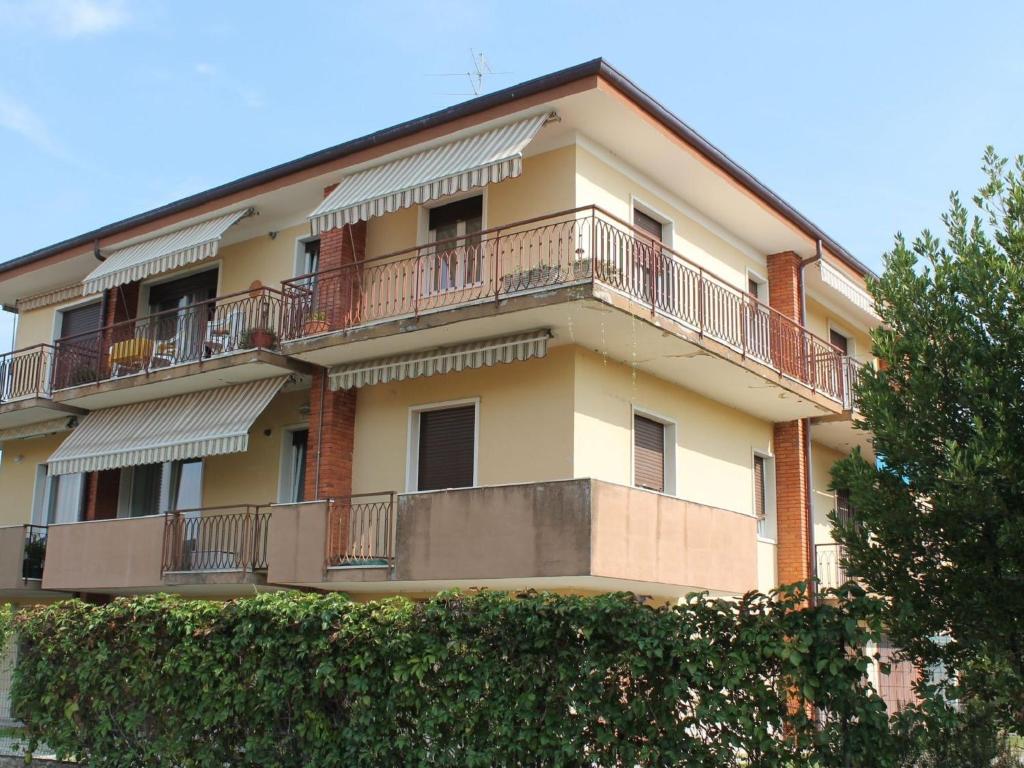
{"left": 754, "top": 455, "right": 766, "bottom": 536}
{"left": 417, "top": 405, "right": 476, "bottom": 491}
{"left": 633, "top": 414, "right": 665, "bottom": 493}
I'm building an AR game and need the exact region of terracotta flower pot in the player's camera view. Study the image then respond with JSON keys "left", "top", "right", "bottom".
{"left": 303, "top": 320, "right": 331, "bottom": 335}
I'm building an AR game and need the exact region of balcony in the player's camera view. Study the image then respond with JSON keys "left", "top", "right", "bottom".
{"left": 815, "top": 542, "right": 851, "bottom": 591}
{"left": 280, "top": 207, "right": 859, "bottom": 421}
{"left": 268, "top": 480, "right": 758, "bottom": 598}
{"left": 40, "top": 505, "right": 273, "bottom": 594}
{"left": 0, "top": 524, "right": 58, "bottom": 598}
{"left": 0, "top": 344, "right": 85, "bottom": 430}
{"left": 50, "top": 287, "right": 307, "bottom": 410}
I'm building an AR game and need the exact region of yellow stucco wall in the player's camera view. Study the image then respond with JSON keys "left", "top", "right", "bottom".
{"left": 217, "top": 222, "right": 310, "bottom": 296}
{"left": 0, "top": 432, "right": 65, "bottom": 526}
{"left": 810, "top": 440, "right": 845, "bottom": 545}
{"left": 488, "top": 146, "right": 576, "bottom": 226}
{"left": 574, "top": 145, "right": 764, "bottom": 294}
{"left": 571, "top": 347, "right": 774, "bottom": 516}
{"left": 351, "top": 345, "right": 575, "bottom": 495}
{"left": 201, "top": 388, "right": 311, "bottom": 509}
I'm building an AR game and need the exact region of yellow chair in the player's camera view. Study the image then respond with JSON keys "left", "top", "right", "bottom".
{"left": 108, "top": 338, "right": 154, "bottom": 376}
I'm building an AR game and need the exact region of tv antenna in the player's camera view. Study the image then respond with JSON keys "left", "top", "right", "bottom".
{"left": 427, "top": 50, "right": 511, "bottom": 97}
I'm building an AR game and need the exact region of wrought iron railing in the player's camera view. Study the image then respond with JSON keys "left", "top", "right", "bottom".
{"left": 326, "top": 492, "right": 396, "bottom": 566}
{"left": 21, "top": 525, "right": 47, "bottom": 580}
{"left": 51, "top": 287, "right": 285, "bottom": 391}
{"left": 815, "top": 542, "right": 850, "bottom": 590}
{"left": 0, "top": 345, "right": 54, "bottom": 402}
{"left": 281, "top": 206, "right": 851, "bottom": 402}
{"left": 876, "top": 637, "right": 920, "bottom": 713}
{"left": 843, "top": 356, "right": 870, "bottom": 411}
{"left": 161, "top": 505, "right": 270, "bottom": 573}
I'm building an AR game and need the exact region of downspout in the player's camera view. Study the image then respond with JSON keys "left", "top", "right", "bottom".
{"left": 800, "top": 241, "right": 821, "bottom": 603}
{"left": 314, "top": 370, "right": 326, "bottom": 500}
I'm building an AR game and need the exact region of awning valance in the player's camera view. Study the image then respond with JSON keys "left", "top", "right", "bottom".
{"left": 309, "top": 113, "right": 551, "bottom": 235}
{"left": 329, "top": 330, "right": 551, "bottom": 390}
{"left": 46, "top": 377, "right": 287, "bottom": 475}
{"left": 83, "top": 208, "right": 254, "bottom": 294}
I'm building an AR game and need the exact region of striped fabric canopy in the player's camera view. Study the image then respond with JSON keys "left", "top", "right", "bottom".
{"left": 83, "top": 208, "right": 254, "bottom": 295}
{"left": 328, "top": 330, "right": 551, "bottom": 390}
{"left": 309, "top": 113, "right": 551, "bottom": 235}
{"left": 46, "top": 377, "right": 287, "bottom": 475}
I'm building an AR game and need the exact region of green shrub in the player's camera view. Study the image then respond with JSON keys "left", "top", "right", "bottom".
{"left": 11, "top": 588, "right": 898, "bottom": 767}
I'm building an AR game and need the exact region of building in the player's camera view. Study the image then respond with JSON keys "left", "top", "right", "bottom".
{"left": 0, "top": 59, "right": 876, "bottom": 616}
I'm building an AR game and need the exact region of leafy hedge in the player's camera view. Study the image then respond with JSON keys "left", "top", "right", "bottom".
{"left": 11, "top": 588, "right": 901, "bottom": 767}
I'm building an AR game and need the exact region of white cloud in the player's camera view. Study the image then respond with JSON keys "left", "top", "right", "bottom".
{"left": 193, "top": 61, "right": 266, "bottom": 110}
{"left": 0, "top": 90, "right": 68, "bottom": 160}
{"left": 0, "top": 0, "right": 129, "bottom": 38}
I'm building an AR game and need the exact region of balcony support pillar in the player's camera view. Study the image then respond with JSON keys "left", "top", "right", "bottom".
{"left": 773, "top": 418, "right": 814, "bottom": 597}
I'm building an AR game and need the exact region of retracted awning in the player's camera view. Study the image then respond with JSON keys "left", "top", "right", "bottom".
{"left": 309, "top": 113, "right": 551, "bottom": 235}
{"left": 83, "top": 208, "right": 254, "bottom": 295}
{"left": 328, "top": 330, "right": 551, "bottom": 390}
{"left": 46, "top": 377, "right": 287, "bottom": 475}
{"left": 816, "top": 260, "right": 880, "bottom": 323}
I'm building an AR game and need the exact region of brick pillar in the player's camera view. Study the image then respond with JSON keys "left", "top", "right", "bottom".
{"left": 304, "top": 372, "right": 357, "bottom": 562}
{"left": 766, "top": 250, "right": 805, "bottom": 380}
{"left": 774, "top": 419, "right": 812, "bottom": 588}
{"left": 317, "top": 184, "right": 366, "bottom": 330}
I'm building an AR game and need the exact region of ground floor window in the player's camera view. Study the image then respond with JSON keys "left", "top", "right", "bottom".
{"left": 32, "top": 466, "right": 85, "bottom": 525}
{"left": 118, "top": 459, "right": 204, "bottom": 517}
{"left": 409, "top": 401, "right": 478, "bottom": 492}
{"left": 632, "top": 410, "right": 675, "bottom": 495}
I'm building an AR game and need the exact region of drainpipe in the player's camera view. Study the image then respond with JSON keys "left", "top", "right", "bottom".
{"left": 800, "top": 240, "right": 822, "bottom": 604}
{"left": 313, "top": 371, "right": 326, "bottom": 500}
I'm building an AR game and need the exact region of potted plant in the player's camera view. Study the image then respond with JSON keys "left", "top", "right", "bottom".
{"left": 302, "top": 310, "right": 330, "bottom": 336}
{"left": 242, "top": 328, "right": 278, "bottom": 349}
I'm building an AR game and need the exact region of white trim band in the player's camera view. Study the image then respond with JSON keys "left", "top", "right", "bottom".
{"left": 309, "top": 113, "right": 551, "bottom": 234}
{"left": 328, "top": 330, "right": 551, "bottom": 390}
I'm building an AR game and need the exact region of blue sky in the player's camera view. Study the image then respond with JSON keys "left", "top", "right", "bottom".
{"left": 1, "top": 0, "right": 1021, "bottom": 348}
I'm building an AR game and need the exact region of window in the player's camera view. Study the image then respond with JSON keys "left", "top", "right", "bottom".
{"left": 426, "top": 196, "right": 484, "bottom": 292}
{"left": 631, "top": 207, "right": 670, "bottom": 304}
{"left": 118, "top": 460, "right": 204, "bottom": 518}
{"left": 835, "top": 488, "right": 855, "bottom": 528}
{"left": 295, "top": 238, "right": 320, "bottom": 279}
{"left": 746, "top": 271, "right": 767, "bottom": 302}
{"left": 411, "top": 403, "right": 477, "bottom": 491}
{"left": 754, "top": 455, "right": 767, "bottom": 537}
{"left": 829, "top": 328, "right": 850, "bottom": 355}
{"left": 145, "top": 269, "right": 219, "bottom": 366}
{"left": 32, "top": 465, "right": 85, "bottom": 525}
{"left": 753, "top": 453, "right": 776, "bottom": 540}
{"left": 633, "top": 208, "right": 664, "bottom": 242}
{"left": 279, "top": 428, "right": 309, "bottom": 503}
{"left": 57, "top": 301, "right": 102, "bottom": 340}
{"left": 633, "top": 414, "right": 666, "bottom": 493}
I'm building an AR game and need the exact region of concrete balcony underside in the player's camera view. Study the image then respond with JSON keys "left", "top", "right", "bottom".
{"left": 51, "top": 349, "right": 310, "bottom": 411}
{"left": 282, "top": 282, "right": 848, "bottom": 424}
{"left": 0, "top": 397, "right": 84, "bottom": 430}
{"left": 268, "top": 480, "right": 758, "bottom": 599}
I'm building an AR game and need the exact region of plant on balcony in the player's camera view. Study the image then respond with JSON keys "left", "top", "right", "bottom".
{"left": 241, "top": 328, "right": 278, "bottom": 349}
{"left": 21, "top": 536, "right": 46, "bottom": 580}
{"left": 302, "top": 310, "right": 330, "bottom": 336}
{"left": 67, "top": 364, "right": 98, "bottom": 387}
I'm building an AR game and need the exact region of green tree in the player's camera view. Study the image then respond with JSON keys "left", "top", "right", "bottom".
{"left": 832, "top": 148, "right": 1024, "bottom": 731}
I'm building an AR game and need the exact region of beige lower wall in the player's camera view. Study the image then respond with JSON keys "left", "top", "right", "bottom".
{"left": 41, "top": 515, "right": 165, "bottom": 591}
{"left": 571, "top": 347, "right": 774, "bottom": 517}
{"left": 351, "top": 345, "right": 575, "bottom": 495}
{"left": 0, "top": 433, "right": 64, "bottom": 527}
{"left": 202, "top": 388, "right": 310, "bottom": 509}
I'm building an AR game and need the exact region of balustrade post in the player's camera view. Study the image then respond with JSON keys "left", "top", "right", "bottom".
{"left": 493, "top": 228, "right": 502, "bottom": 305}
{"left": 413, "top": 256, "right": 421, "bottom": 317}
{"left": 697, "top": 268, "right": 706, "bottom": 337}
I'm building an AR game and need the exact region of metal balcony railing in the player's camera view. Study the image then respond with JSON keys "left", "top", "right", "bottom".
{"left": 0, "top": 345, "right": 54, "bottom": 402}
{"left": 815, "top": 542, "right": 851, "bottom": 590}
{"left": 281, "top": 206, "right": 855, "bottom": 403}
{"left": 161, "top": 505, "right": 270, "bottom": 573}
{"left": 21, "top": 525, "right": 47, "bottom": 580}
{"left": 327, "top": 492, "right": 396, "bottom": 567}
{"left": 51, "top": 287, "right": 285, "bottom": 391}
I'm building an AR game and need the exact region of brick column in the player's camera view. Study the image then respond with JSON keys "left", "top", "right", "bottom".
{"left": 317, "top": 185, "right": 366, "bottom": 329}
{"left": 773, "top": 419, "right": 811, "bottom": 587}
{"left": 766, "top": 250, "right": 813, "bottom": 593}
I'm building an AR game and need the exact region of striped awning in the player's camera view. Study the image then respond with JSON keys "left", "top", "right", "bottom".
{"left": 83, "top": 208, "right": 254, "bottom": 294}
{"left": 329, "top": 330, "right": 550, "bottom": 390}
{"left": 46, "top": 377, "right": 287, "bottom": 475}
{"left": 817, "top": 260, "right": 880, "bottom": 321}
{"left": 309, "top": 113, "right": 551, "bottom": 234}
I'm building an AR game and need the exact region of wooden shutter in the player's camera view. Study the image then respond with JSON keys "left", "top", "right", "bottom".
{"left": 417, "top": 405, "right": 476, "bottom": 491}
{"left": 633, "top": 414, "right": 665, "bottom": 492}
{"left": 633, "top": 209, "right": 663, "bottom": 241}
{"left": 829, "top": 329, "right": 849, "bottom": 354}
{"left": 58, "top": 301, "right": 102, "bottom": 339}
{"left": 753, "top": 455, "right": 766, "bottom": 521}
